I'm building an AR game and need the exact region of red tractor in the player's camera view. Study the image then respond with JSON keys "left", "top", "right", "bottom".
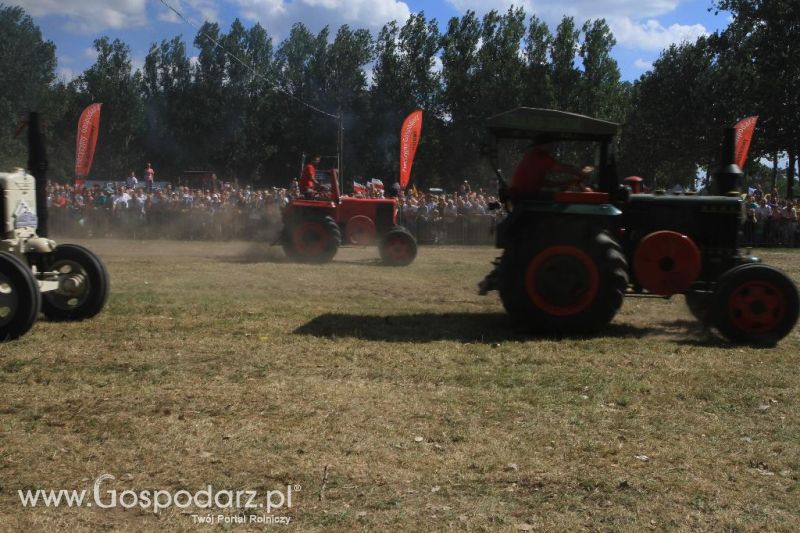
{"left": 279, "top": 169, "right": 417, "bottom": 265}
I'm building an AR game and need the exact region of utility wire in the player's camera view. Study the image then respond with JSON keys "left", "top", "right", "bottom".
{"left": 157, "top": 0, "right": 340, "bottom": 120}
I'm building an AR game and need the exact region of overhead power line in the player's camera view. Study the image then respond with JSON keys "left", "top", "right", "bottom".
{"left": 157, "top": 0, "right": 339, "bottom": 120}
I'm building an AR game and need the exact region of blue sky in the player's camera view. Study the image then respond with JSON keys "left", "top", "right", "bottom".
{"left": 12, "top": 0, "right": 732, "bottom": 82}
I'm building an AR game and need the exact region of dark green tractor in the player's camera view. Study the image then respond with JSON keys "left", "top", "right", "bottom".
{"left": 481, "top": 108, "right": 799, "bottom": 345}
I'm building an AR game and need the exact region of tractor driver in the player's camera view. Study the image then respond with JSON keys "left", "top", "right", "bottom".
{"left": 478, "top": 139, "right": 595, "bottom": 295}
{"left": 300, "top": 155, "right": 321, "bottom": 197}
{"left": 508, "top": 138, "right": 594, "bottom": 201}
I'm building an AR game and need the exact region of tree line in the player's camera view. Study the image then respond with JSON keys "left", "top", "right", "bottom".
{"left": 0, "top": 1, "right": 797, "bottom": 194}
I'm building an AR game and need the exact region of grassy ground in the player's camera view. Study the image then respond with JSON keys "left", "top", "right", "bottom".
{"left": 1, "top": 240, "right": 798, "bottom": 531}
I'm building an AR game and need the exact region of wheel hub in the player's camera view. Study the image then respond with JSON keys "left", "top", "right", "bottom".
{"left": 525, "top": 245, "right": 599, "bottom": 317}
{"left": 0, "top": 276, "right": 18, "bottom": 325}
{"left": 728, "top": 280, "right": 785, "bottom": 333}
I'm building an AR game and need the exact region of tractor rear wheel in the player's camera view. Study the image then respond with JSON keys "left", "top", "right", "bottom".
{"left": 379, "top": 226, "right": 417, "bottom": 266}
{"left": 710, "top": 263, "right": 799, "bottom": 345}
{"left": 0, "top": 251, "right": 40, "bottom": 341}
{"left": 497, "top": 228, "right": 628, "bottom": 333}
{"left": 282, "top": 213, "right": 341, "bottom": 263}
{"left": 41, "top": 244, "right": 110, "bottom": 321}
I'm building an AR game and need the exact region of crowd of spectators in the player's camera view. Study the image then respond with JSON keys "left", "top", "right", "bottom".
{"left": 395, "top": 181, "right": 503, "bottom": 244}
{"left": 743, "top": 189, "right": 799, "bottom": 247}
{"left": 45, "top": 179, "right": 504, "bottom": 244}
{"left": 44, "top": 179, "right": 800, "bottom": 248}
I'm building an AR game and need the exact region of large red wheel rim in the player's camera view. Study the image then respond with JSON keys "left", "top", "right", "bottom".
{"left": 292, "top": 222, "right": 329, "bottom": 257}
{"left": 345, "top": 215, "right": 376, "bottom": 245}
{"left": 385, "top": 235, "right": 412, "bottom": 263}
{"left": 524, "top": 245, "right": 599, "bottom": 317}
{"left": 727, "top": 280, "right": 786, "bottom": 334}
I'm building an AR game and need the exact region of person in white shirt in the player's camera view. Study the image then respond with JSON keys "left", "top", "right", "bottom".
{"left": 126, "top": 171, "right": 138, "bottom": 190}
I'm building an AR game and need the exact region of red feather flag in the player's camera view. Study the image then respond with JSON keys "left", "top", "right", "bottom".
{"left": 734, "top": 116, "right": 758, "bottom": 169}
{"left": 399, "top": 109, "right": 423, "bottom": 189}
{"left": 75, "top": 103, "right": 102, "bottom": 177}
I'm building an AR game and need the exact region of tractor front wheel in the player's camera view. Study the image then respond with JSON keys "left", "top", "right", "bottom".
{"left": 379, "top": 226, "right": 417, "bottom": 266}
{"left": 0, "top": 251, "right": 40, "bottom": 341}
{"left": 498, "top": 230, "right": 628, "bottom": 333}
{"left": 282, "top": 214, "right": 341, "bottom": 263}
{"left": 41, "top": 244, "right": 110, "bottom": 321}
{"left": 710, "top": 263, "right": 799, "bottom": 345}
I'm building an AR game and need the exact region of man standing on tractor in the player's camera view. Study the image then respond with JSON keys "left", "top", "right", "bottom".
{"left": 508, "top": 138, "right": 594, "bottom": 199}
{"left": 300, "top": 155, "right": 321, "bottom": 197}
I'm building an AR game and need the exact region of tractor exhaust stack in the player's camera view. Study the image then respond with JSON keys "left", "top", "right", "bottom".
{"left": 712, "top": 126, "right": 743, "bottom": 195}
{"left": 27, "top": 112, "right": 49, "bottom": 237}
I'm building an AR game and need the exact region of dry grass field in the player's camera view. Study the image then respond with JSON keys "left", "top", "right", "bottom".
{"left": 1, "top": 239, "right": 799, "bottom": 531}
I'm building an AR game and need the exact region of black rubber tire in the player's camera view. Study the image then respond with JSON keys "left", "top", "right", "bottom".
{"left": 497, "top": 226, "right": 628, "bottom": 334}
{"left": 710, "top": 263, "right": 799, "bottom": 346}
{"left": 282, "top": 213, "right": 341, "bottom": 263}
{"left": 379, "top": 226, "right": 418, "bottom": 266}
{"left": 41, "top": 244, "right": 110, "bottom": 321}
{"left": 0, "top": 251, "right": 40, "bottom": 341}
{"left": 685, "top": 291, "right": 713, "bottom": 325}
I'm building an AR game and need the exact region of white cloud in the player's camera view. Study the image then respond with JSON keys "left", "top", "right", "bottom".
{"left": 609, "top": 17, "right": 707, "bottom": 50}
{"left": 634, "top": 58, "right": 653, "bottom": 70}
{"left": 15, "top": 0, "right": 148, "bottom": 33}
{"left": 445, "top": 1, "right": 707, "bottom": 51}
{"left": 186, "top": 0, "right": 220, "bottom": 23}
{"left": 447, "top": 0, "right": 680, "bottom": 21}
{"left": 233, "top": 0, "right": 411, "bottom": 39}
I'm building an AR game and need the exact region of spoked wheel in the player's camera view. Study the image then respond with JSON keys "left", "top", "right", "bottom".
{"left": 41, "top": 244, "right": 109, "bottom": 321}
{"left": 379, "top": 226, "right": 417, "bottom": 266}
{"left": 498, "top": 229, "right": 628, "bottom": 334}
{"left": 282, "top": 214, "right": 341, "bottom": 263}
{"left": 711, "top": 264, "right": 799, "bottom": 345}
{"left": 0, "top": 252, "right": 40, "bottom": 341}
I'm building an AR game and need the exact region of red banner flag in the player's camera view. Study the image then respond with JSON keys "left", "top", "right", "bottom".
{"left": 734, "top": 116, "right": 758, "bottom": 169}
{"left": 75, "top": 103, "right": 102, "bottom": 177}
{"left": 399, "top": 109, "right": 423, "bottom": 189}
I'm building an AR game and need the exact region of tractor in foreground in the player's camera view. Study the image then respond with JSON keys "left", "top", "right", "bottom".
{"left": 0, "top": 113, "right": 109, "bottom": 341}
{"left": 481, "top": 107, "right": 798, "bottom": 345}
{"left": 279, "top": 169, "right": 417, "bottom": 266}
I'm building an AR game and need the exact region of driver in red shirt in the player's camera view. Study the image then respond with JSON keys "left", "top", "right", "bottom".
{"left": 509, "top": 139, "right": 594, "bottom": 200}
{"left": 299, "top": 155, "right": 321, "bottom": 196}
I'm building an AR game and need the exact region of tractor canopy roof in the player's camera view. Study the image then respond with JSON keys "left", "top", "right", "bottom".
{"left": 487, "top": 107, "right": 619, "bottom": 143}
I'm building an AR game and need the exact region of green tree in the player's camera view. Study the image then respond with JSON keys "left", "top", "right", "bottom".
{"left": 550, "top": 17, "right": 580, "bottom": 112}
{"left": 619, "top": 39, "right": 718, "bottom": 188}
{"left": 578, "top": 19, "right": 624, "bottom": 121}
{"left": 440, "top": 11, "right": 482, "bottom": 183}
{"left": 75, "top": 37, "right": 144, "bottom": 179}
{"left": 712, "top": 0, "right": 800, "bottom": 196}
{"left": 0, "top": 4, "right": 57, "bottom": 168}
{"left": 523, "top": 15, "right": 554, "bottom": 108}
{"left": 142, "top": 36, "right": 193, "bottom": 177}
{"left": 475, "top": 7, "right": 526, "bottom": 116}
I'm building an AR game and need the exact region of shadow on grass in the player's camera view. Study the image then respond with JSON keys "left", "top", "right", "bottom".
{"left": 293, "top": 312, "right": 657, "bottom": 343}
